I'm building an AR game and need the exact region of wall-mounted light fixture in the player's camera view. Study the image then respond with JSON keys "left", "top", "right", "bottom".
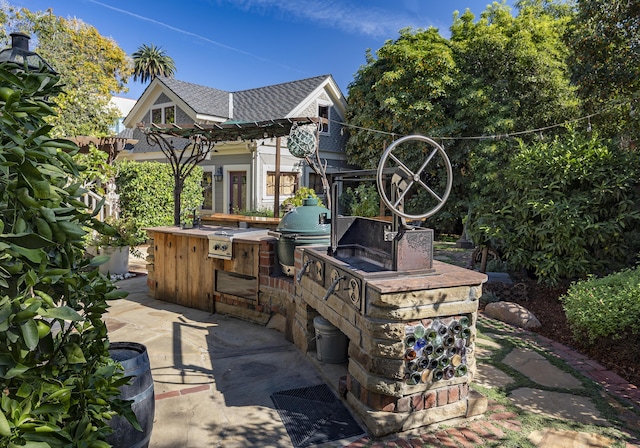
{"left": 214, "top": 166, "right": 223, "bottom": 182}
{"left": 0, "top": 32, "right": 57, "bottom": 74}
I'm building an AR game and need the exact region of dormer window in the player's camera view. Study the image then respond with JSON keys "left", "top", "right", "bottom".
{"left": 318, "top": 104, "right": 329, "bottom": 133}
{"left": 151, "top": 104, "right": 175, "bottom": 124}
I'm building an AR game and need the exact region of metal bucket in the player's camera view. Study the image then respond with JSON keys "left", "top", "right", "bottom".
{"left": 313, "top": 316, "right": 348, "bottom": 364}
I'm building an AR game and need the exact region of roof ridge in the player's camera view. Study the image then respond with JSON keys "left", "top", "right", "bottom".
{"left": 232, "top": 74, "right": 331, "bottom": 94}
{"left": 157, "top": 76, "right": 230, "bottom": 94}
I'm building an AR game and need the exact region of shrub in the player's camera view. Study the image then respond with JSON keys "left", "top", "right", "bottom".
{"left": 281, "top": 187, "right": 324, "bottom": 211}
{"left": 233, "top": 207, "right": 274, "bottom": 217}
{"left": 561, "top": 267, "right": 640, "bottom": 344}
{"left": 74, "top": 144, "right": 115, "bottom": 194}
{"left": 469, "top": 129, "right": 640, "bottom": 284}
{"left": 0, "top": 64, "right": 134, "bottom": 444}
{"left": 339, "top": 183, "right": 380, "bottom": 217}
{"left": 115, "top": 160, "right": 203, "bottom": 231}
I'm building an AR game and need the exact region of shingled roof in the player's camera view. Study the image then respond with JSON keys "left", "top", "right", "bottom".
{"left": 158, "top": 77, "right": 230, "bottom": 118}
{"left": 155, "top": 74, "right": 332, "bottom": 122}
{"left": 232, "top": 75, "right": 330, "bottom": 121}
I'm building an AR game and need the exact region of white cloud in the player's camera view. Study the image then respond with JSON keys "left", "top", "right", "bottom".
{"left": 218, "top": 0, "right": 432, "bottom": 37}
{"left": 87, "top": 0, "right": 305, "bottom": 72}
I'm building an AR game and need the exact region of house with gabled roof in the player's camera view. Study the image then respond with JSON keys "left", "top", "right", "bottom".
{"left": 121, "top": 74, "right": 349, "bottom": 214}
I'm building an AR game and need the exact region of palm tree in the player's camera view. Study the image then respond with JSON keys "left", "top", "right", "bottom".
{"left": 131, "top": 43, "right": 176, "bottom": 83}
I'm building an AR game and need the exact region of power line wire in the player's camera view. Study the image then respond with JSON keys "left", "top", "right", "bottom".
{"left": 332, "top": 95, "right": 635, "bottom": 142}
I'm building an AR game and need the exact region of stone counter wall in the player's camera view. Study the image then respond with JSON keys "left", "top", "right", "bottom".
{"left": 293, "top": 246, "right": 488, "bottom": 436}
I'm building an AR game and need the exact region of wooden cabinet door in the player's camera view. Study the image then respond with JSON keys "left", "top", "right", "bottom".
{"left": 223, "top": 242, "right": 256, "bottom": 277}
{"left": 186, "top": 237, "right": 216, "bottom": 312}
{"left": 176, "top": 236, "right": 190, "bottom": 307}
{"left": 154, "top": 232, "right": 177, "bottom": 303}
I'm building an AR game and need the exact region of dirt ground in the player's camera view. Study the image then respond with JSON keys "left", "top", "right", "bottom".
{"left": 433, "top": 241, "right": 640, "bottom": 388}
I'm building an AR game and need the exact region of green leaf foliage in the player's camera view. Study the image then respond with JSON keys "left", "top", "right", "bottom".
{"left": 115, "top": 159, "right": 203, "bottom": 230}
{"left": 561, "top": 267, "right": 640, "bottom": 344}
{"left": 338, "top": 183, "right": 380, "bottom": 217}
{"left": 280, "top": 187, "right": 324, "bottom": 211}
{"left": 0, "top": 64, "right": 135, "bottom": 446}
{"left": 469, "top": 129, "right": 640, "bottom": 284}
{"left": 565, "top": 0, "right": 640, "bottom": 141}
{"left": 346, "top": 2, "right": 579, "bottom": 234}
{"left": 1, "top": 5, "right": 132, "bottom": 138}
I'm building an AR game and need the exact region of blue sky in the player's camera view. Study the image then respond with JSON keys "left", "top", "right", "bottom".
{"left": 15, "top": 0, "right": 512, "bottom": 100}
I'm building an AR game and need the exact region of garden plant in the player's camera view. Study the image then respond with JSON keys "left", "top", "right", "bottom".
{"left": 0, "top": 63, "right": 136, "bottom": 446}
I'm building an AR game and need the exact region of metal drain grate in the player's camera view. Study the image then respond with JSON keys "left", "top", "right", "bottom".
{"left": 270, "top": 384, "right": 364, "bottom": 447}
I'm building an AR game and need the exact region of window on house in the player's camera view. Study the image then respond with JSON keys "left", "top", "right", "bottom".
{"left": 151, "top": 108, "right": 162, "bottom": 124}
{"left": 318, "top": 104, "right": 329, "bottom": 133}
{"left": 164, "top": 106, "right": 175, "bottom": 124}
{"left": 266, "top": 172, "right": 298, "bottom": 196}
{"left": 151, "top": 105, "right": 176, "bottom": 124}
{"left": 202, "top": 170, "right": 213, "bottom": 210}
{"left": 308, "top": 173, "right": 325, "bottom": 196}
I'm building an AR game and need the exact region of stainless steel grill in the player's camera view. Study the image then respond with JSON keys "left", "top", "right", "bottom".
{"left": 207, "top": 227, "right": 268, "bottom": 259}
{"left": 298, "top": 135, "right": 452, "bottom": 307}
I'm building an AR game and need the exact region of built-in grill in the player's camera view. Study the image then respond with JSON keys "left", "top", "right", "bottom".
{"left": 294, "top": 136, "right": 487, "bottom": 437}
{"left": 207, "top": 227, "right": 268, "bottom": 259}
{"left": 301, "top": 216, "right": 435, "bottom": 309}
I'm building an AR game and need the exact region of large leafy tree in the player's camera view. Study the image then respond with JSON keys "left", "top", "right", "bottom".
{"left": 346, "top": 28, "right": 460, "bottom": 229}
{"left": 132, "top": 43, "right": 176, "bottom": 84}
{"left": 566, "top": 0, "right": 640, "bottom": 143}
{"left": 450, "top": 2, "right": 578, "bottom": 138}
{"left": 2, "top": 6, "right": 132, "bottom": 138}
{"left": 345, "top": 2, "right": 579, "bottom": 233}
{"left": 450, "top": 2, "right": 580, "bottom": 235}
{"left": 346, "top": 28, "right": 456, "bottom": 170}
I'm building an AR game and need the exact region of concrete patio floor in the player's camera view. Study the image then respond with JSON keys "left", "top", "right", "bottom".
{"left": 104, "top": 255, "right": 640, "bottom": 448}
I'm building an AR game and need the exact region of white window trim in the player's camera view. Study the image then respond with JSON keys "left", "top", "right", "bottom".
{"left": 261, "top": 164, "right": 300, "bottom": 203}
{"left": 223, "top": 164, "right": 251, "bottom": 211}
{"left": 201, "top": 166, "right": 215, "bottom": 212}
{"left": 150, "top": 102, "right": 175, "bottom": 124}
{"left": 318, "top": 101, "right": 330, "bottom": 135}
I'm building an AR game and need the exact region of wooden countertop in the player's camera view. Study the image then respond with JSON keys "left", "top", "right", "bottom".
{"left": 201, "top": 213, "right": 280, "bottom": 229}
{"left": 145, "top": 226, "right": 273, "bottom": 242}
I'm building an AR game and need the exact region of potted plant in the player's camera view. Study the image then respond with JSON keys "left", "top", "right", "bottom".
{"left": 90, "top": 216, "right": 141, "bottom": 276}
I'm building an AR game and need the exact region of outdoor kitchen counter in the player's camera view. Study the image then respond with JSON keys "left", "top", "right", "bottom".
{"left": 145, "top": 226, "right": 274, "bottom": 315}
{"left": 358, "top": 260, "right": 488, "bottom": 292}
{"left": 144, "top": 225, "right": 271, "bottom": 242}
{"left": 201, "top": 213, "right": 280, "bottom": 230}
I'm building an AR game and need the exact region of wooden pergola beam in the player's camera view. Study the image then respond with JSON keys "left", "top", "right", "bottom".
{"left": 137, "top": 117, "right": 317, "bottom": 143}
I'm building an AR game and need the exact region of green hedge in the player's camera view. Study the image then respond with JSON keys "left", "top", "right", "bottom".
{"left": 561, "top": 267, "right": 640, "bottom": 344}
{"left": 115, "top": 160, "right": 203, "bottom": 236}
{"left": 339, "top": 183, "right": 379, "bottom": 217}
{"left": 469, "top": 130, "right": 640, "bottom": 284}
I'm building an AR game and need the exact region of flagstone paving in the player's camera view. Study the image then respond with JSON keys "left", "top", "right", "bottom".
{"left": 528, "top": 428, "right": 615, "bottom": 447}
{"left": 509, "top": 388, "right": 608, "bottom": 425}
{"left": 117, "top": 255, "right": 640, "bottom": 448}
{"left": 503, "top": 347, "right": 584, "bottom": 389}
